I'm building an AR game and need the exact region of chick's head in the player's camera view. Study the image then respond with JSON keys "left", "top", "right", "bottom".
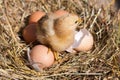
{"left": 54, "top": 13, "right": 79, "bottom": 35}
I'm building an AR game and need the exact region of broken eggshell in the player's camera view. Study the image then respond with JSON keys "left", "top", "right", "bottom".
{"left": 66, "top": 29, "right": 93, "bottom": 52}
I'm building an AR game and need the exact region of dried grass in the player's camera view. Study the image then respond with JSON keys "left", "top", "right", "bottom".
{"left": 0, "top": 0, "right": 120, "bottom": 80}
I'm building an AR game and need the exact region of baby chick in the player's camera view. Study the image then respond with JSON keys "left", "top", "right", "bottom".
{"left": 36, "top": 12, "right": 79, "bottom": 52}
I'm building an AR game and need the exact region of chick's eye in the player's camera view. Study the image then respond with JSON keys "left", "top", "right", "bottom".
{"left": 75, "top": 20, "right": 78, "bottom": 24}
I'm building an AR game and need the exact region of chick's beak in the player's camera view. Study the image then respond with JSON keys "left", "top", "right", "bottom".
{"left": 75, "top": 17, "right": 83, "bottom": 31}
{"left": 76, "top": 17, "right": 83, "bottom": 25}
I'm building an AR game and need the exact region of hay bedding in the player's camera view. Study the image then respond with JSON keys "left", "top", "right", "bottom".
{"left": 0, "top": 0, "right": 120, "bottom": 80}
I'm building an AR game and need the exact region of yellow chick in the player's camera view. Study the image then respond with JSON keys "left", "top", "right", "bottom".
{"left": 36, "top": 12, "right": 79, "bottom": 52}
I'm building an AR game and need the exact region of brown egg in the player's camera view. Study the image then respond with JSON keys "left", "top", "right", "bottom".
{"left": 22, "top": 23, "right": 37, "bottom": 43}
{"left": 29, "top": 11, "right": 46, "bottom": 24}
{"left": 73, "top": 29, "right": 94, "bottom": 52}
{"left": 54, "top": 10, "right": 69, "bottom": 18}
{"left": 28, "top": 45, "right": 54, "bottom": 71}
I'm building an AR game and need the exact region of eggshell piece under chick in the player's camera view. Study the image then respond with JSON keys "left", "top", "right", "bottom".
{"left": 29, "top": 11, "right": 46, "bottom": 24}
{"left": 22, "top": 23, "right": 37, "bottom": 43}
{"left": 28, "top": 45, "right": 54, "bottom": 71}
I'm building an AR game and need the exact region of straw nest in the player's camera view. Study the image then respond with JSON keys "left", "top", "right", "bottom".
{"left": 0, "top": 0, "right": 120, "bottom": 79}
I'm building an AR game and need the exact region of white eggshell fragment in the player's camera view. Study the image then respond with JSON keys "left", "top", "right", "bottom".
{"left": 74, "top": 29, "right": 93, "bottom": 52}
{"left": 66, "top": 29, "right": 93, "bottom": 52}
